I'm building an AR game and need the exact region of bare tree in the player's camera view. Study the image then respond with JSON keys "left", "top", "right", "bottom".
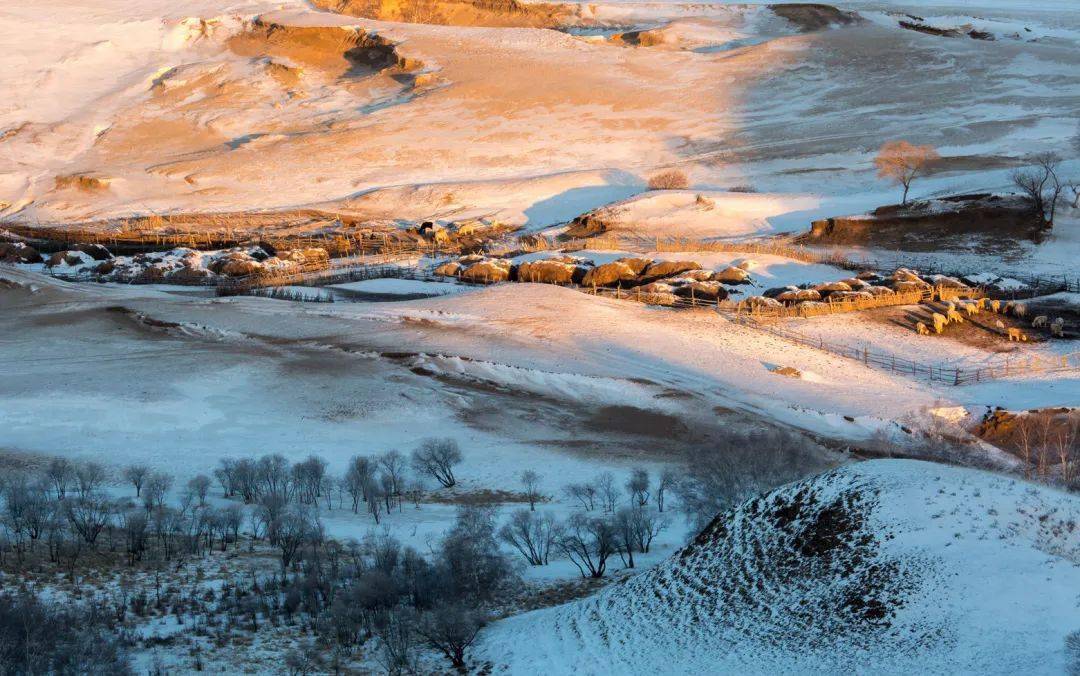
{"left": 417, "top": 603, "right": 487, "bottom": 670}
{"left": 142, "top": 472, "right": 173, "bottom": 513}
{"left": 375, "top": 608, "right": 419, "bottom": 676}
{"left": 1012, "top": 152, "right": 1064, "bottom": 225}
{"left": 64, "top": 495, "right": 113, "bottom": 545}
{"left": 562, "top": 481, "right": 597, "bottom": 511}
{"left": 1015, "top": 415, "right": 1035, "bottom": 478}
{"left": 119, "top": 507, "right": 149, "bottom": 565}
{"left": 874, "top": 140, "right": 940, "bottom": 205}
{"left": 612, "top": 507, "right": 639, "bottom": 569}
{"left": 1055, "top": 416, "right": 1078, "bottom": 484}
{"left": 74, "top": 462, "right": 106, "bottom": 499}
{"left": 123, "top": 464, "right": 150, "bottom": 498}
{"left": 676, "top": 429, "right": 827, "bottom": 528}
{"left": 45, "top": 458, "right": 74, "bottom": 501}
{"left": 520, "top": 470, "right": 542, "bottom": 511}
{"left": 344, "top": 455, "right": 376, "bottom": 513}
{"left": 557, "top": 513, "right": 617, "bottom": 579}
{"left": 379, "top": 451, "right": 408, "bottom": 511}
{"left": 186, "top": 474, "right": 212, "bottom": 506}
{"left": 498, "top": 509, "right": 560, "bottom": 565}
{"left": 366, "top": 477, "right": 385, "bottom": 525}
{"left": 275, "top": 505, "right": 322, "bottom": 572}
{"left": 596, "top": 472, "right": 619, "bottom": 513}
{"left": 257, "top": 454, "right": 292, "bottom": 501}
{"left": 290, "top": 455, "right": 327, "bottom": 506}
{"left": 411, "top": 439, "right": 462, "bottom": 488}
{"left": 656, "top": 468, "right": 675, "bottom": 512}
{"left": 626, "top": 468, "right": 650, "bottom": 507}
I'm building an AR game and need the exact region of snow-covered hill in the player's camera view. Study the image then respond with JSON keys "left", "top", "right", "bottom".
{"left": 477, "top": 459, "right": 1080, "bottom": 674}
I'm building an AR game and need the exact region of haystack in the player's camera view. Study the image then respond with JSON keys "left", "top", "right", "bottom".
{"left": 582, "top": 261, "right": 638, "bottom": 287}
{"left": 713, "top": 266, "right": 752, "bottom": 284}
{"left": 516, "top": 259, "right": 577, "bottom": 285}
{"left": 640, "top": 260, "right": 701, "bottom": 282}
{"left": 461, "top": 259, "right": 510, "bottom": 283}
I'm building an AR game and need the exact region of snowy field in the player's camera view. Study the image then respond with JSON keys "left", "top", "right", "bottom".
{"left": 2, "top": 0, "right": 1079, "bottom": 672}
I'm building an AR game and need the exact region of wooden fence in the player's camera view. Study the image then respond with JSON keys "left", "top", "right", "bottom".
{"left": 736, "top": 317, "right": 1080, "bottom": 385}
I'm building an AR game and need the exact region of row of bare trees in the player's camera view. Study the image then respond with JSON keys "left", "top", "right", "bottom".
{"left": 875, "top": 141, "right": 1075, "bottom": 225}
{"left": 1009, "top": 413, "right": 1079, "bottom": 484}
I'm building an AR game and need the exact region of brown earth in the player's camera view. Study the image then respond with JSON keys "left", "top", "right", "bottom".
{"left": 311, "top": 0, "right": 574, "bottom": 28}
{"left": 974, "top": 408, "right": 1079, "bottom": 463}
{"left": 769, "top": 4, "right": 861, "bottom": 32}
{"left": 226, "top": 20, "right": 401, "bottom": 79}
{"left": 799, "top": 194, "right": 1047, "bottom": 251}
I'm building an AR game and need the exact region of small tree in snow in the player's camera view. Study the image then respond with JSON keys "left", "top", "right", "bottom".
{"left": 123, "top": 464, "right": 150, "bottom": 498}
{"left": 557, "top": 513, "right": 617, "bottom": 579}
{"left": 498, "top": 509, "right": 560, "bottom": 566}
{"left": 874, "top": 140, "right": 939, "bottom": 205}
{"left": 411, "top": 439, "right": 462, "bottom": 488}
{"left": 625, "top": 468, "right": 650, "bottom": 507}
{"left": 1012, "top": 152, "right": 1064, "bottom": 225}
{"left": 519, "top": 470, "right": 542, "bottom": 511}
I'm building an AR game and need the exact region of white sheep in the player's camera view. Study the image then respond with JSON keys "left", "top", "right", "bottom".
{"left": 962, "top": 302, "right": 979, "bottom": 317}
{"left": 1050, "top": 318, "right": 1065, "bottom": 337}
{"left": 931, "top": 312, "right": 948, "bottom": 334}
{"left": 994, "top": 319, "right": 1005, "bottom": 331}
{"left": 1032, "top": 315, "right": 1048, "bottom": 328}
{"left": 947, "top": 308, "right": 965, "bottom": 324}
{"left": 1013, "top": 303, "right": 1027, "bottom": 318}
{"left": 916, "top": 322, "right": 930, "bottom": 335}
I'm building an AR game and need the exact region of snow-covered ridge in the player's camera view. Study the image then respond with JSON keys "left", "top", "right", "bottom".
{"left": 478, "top": 459, "right": 1080, "bottom": 674}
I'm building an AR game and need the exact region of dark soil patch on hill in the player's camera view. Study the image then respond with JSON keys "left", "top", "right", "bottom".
{"left": 799, "top": 193, "right": 1046, "bottom": 252}
{"left": 584, "top": 405, "right": 689, "bottom": 439}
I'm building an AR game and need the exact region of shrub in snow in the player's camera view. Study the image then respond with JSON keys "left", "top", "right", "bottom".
{"left": 647, "top": 169, "right": 690, "bottom": 191}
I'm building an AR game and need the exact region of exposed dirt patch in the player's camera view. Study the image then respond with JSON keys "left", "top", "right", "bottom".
{"left": 974, "top": 407, "right": 1079, "bottom": 463}
{"left": 869, "top": 303, "right": 1031, "bottom": 352}
{"left": 584, "top": 405, "right": 689, "bottom": 439}
{"left": 312, "top": 0, "right": 573, "bottom": 28}
{"left": 227, "top": 20, "right": 401, "bottom": 79}
{"left": 799, "top": 194, "right": 1046, "bottom": 251}
{"left": 425, "top": 488, "right": 542, "bottom": 505}
{"left": 770, "top": 4, "right": 860, "bottom": 32}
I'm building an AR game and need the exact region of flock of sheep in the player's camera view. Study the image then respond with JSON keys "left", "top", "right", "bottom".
{"left": 915, "top": 297, "right": 1067, "bottom": 341}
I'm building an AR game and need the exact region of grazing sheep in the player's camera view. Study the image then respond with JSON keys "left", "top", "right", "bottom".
{"left": 1007, "top": 327, "right": 1026, "bottom": 342}
{"left": 961, "top": 302, "right": 979, "bottom": 317}
{"left": 946, "top": 308, "right": 965, "bottom": 324}
{"left": 1032, "top": 315, "right": 1048, "bottom": 328}
{"left": 994, "top": 319, "right": 1005, "bottom": 331}
{"left": 916, "top": 322, "right": 930, "bottom": 335}
{"left": 1051, "top": 318, "right": 1065, "bottom": 337}
{"left": 1013, "top": 303, "right": 1027, "bottom": 318}
{"left": 931, "top": 312, "right": 948, "bottom": 334}
{"left": 990, "top": 299, "right": 1001, "bottom": 313}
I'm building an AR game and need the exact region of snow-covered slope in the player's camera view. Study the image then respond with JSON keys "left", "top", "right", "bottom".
{"left": 477, "top": 459, "right": 1080, "bottom": 674}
